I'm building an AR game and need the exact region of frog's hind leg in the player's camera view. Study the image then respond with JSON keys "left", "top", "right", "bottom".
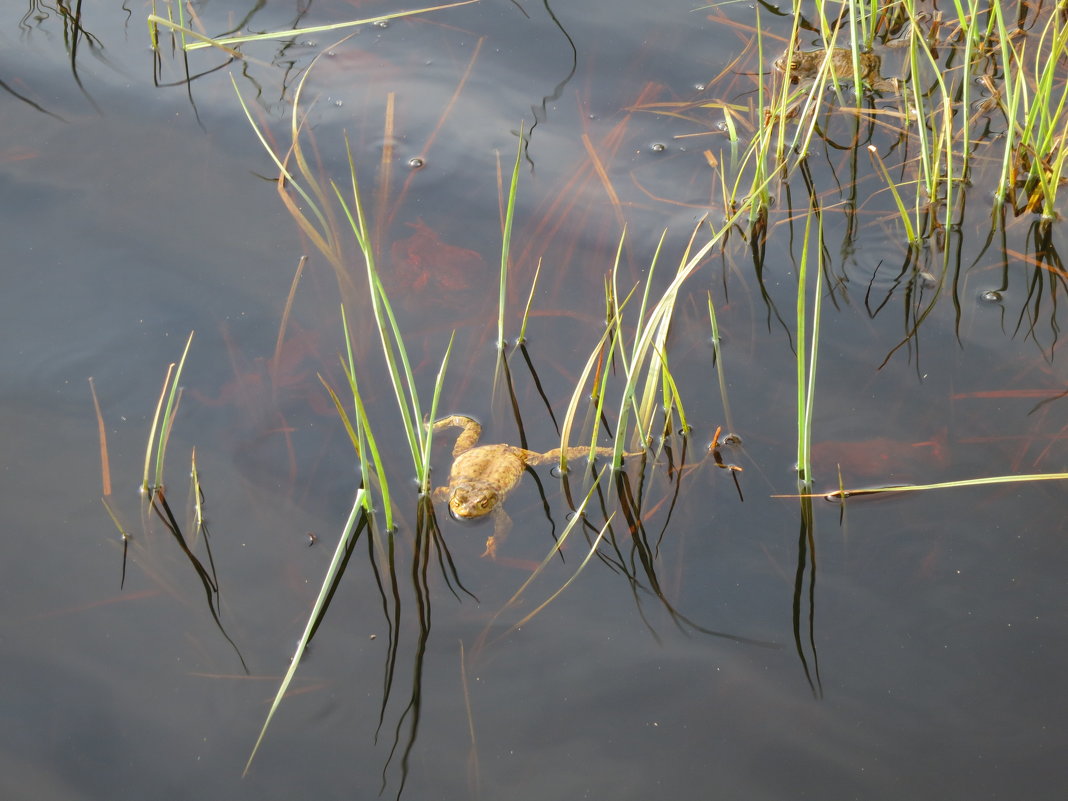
{"left": 526, "top": 446, "right": 621, "bottom": 468}
{"left": 432, "top": 415, "right": 482, "bottom": 456}
{"left": 482, "top": 506, "right": 513, "bottom": 559}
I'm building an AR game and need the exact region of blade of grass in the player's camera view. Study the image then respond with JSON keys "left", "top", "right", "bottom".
{"left": 516, "top": 257, "right": 543, "bottom": 345}
{"left": 339, "top": 304, "right": 394, "bottom": 527}
{"left": 175, "top": 1, "right": 481, "bottom": 51}
{"left": 867, "top": 145, "right": 918, "bottom": 243}
{"left": 419, "top": 332, "right": 456, "bottom": 492}
{"left": 498, "top": 122, "right": 524, "bottom": 349}
{"left": 152, "top": 331, "right": 195, "bottom": 490}
{"left": 796, "top": 209, "right": 813, "bottom": 484}
{"left": 332, "top": 137, "right": 427, "bottom": 479}
{"left": 791, "top": 471, "right": 1068, "bottom": 500}
{"left": 244, "top": 489, "right": 368, "bottom": 776}
{"left": 142, "top": 362, "right": 174, "bottom": 492}
{"left": 707, "top": 293, "right": 736, "bottom": 435}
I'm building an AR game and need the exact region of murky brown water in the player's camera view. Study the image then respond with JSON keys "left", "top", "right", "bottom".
{"left": 3, "top": 1, "right": 1068, "bottom": 798}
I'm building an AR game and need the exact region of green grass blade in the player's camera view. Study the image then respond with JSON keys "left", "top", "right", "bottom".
{"left": 146, "top": 14, "right": 242, "bottom": 57}
{"left": 181, "top": 1, "right": 481, "bottom": 51}
{"left": 498, "top": 122, "right": 524, "bottom": 349}
{"left": 331, "top": 144, "right": 425, "bottom": 477}
{"left": 142, "top": 361, "right": 175, "bottom": 492}
{"left": 707, "top": 292, "right": 735, "bottom": 435}
{"left": 867, "top": 145, "right": 917, "bottom": 243}
{"left": 802, "top": 215, "right": 824, "bottom": 484}
{"left": 153, "top": 330, "right": 195, "bottom": 489}
{"left": 339, "top": 305, "right": 393, "bottom": 528}
{"left": 420, "top": 332, "right": 456, "bottom": 493}
{"left": 818, "top": 472, "right": 1068, "bottom": 500}
{"left": 516, "top": 257, "right": 542, "bottom": 345}
{"left": 244, "top": 489, "right": 367, "bottom": 776}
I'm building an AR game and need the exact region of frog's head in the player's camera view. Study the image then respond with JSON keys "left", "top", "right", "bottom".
{"left": 773, "top": 51, "right": 802, "bottom": 76}
{"left": 449, "top": 481, "right": 499, "bottom": 519}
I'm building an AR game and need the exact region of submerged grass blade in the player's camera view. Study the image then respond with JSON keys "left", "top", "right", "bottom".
{"left": 88, "top": 376, "right": 112, "bottom": 498}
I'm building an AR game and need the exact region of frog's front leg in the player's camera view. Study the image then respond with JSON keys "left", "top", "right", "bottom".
{"left": 482, "top": 505, "right": 513, "bottom": 559}
{"left": 432, "top": 415, "right": 482, "bottom": 456}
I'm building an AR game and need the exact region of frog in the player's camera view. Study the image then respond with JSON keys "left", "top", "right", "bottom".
{"left": 773, "top": 46, "right": 897, "bottom": 93}
{"left": 431, "top": 415, "right": 631, "bottom": 558}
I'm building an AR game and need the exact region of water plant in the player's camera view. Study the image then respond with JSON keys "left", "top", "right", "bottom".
{"left": 148, "top": 1, "right": 481, "bottom": 55}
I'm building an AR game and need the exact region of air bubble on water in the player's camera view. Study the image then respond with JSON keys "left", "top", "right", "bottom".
{"left": 695, "top": 83, "right": 706, "bottom": 92}
{"left": 715, "top": 120, "right": 728, "bottom": 132}
{"left": 333, "top": 99, "right": 343, "bottom": 108}
{"left": 408, "top": 157, "right": 425, "bottom": 169}
{"left": 651, "top": 142, "right": 666, "bottom": 153}
{"left": 980, "top": 289, "right": 1003, "bottom": 303}
{"left": 373, "top": 20, "right": 389, "bottom": 28}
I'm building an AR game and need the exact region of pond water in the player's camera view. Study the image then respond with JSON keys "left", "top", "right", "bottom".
{"left": 3, "top": 1, "right": 1068, "bottom": 798}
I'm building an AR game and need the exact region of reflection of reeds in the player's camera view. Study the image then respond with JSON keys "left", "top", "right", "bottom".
{"left": 96, "top": 332, "right": 249, "bottom": 672}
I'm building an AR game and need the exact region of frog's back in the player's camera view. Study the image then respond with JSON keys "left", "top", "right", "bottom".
{"left": 449, "top": 443, "right": 529, "bottom": 490}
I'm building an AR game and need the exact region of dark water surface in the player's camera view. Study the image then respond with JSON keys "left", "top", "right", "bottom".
{"left": 3, "top": 1, "right": 1068, "bottom": 798}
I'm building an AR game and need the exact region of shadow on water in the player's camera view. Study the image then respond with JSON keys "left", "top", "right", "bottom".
{"left": 142, "top": 486, "right": 249, "bottom": 674}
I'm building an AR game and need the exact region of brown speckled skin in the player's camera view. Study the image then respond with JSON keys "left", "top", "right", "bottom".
{"left": 432, "top": 415, "right": 620, "bottom": 557}
{"left": 774, "top": 48, "right": 897, "bottom": 92}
